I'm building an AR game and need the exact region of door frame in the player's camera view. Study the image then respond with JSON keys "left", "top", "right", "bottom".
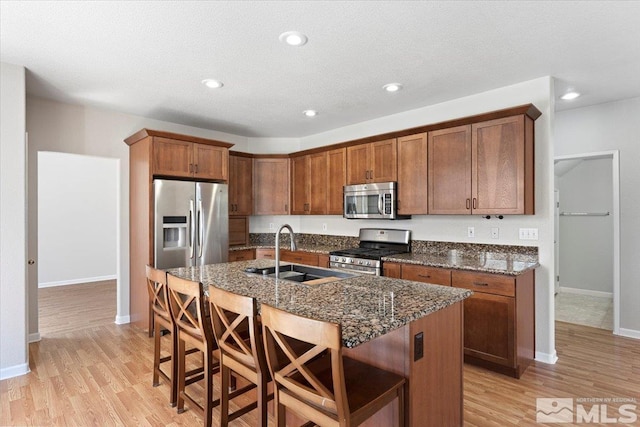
{"left": 554, "top": 150, "right": 620, "bottom": 334}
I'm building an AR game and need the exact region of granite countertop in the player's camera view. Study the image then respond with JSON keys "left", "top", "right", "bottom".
{"left": 230, "top": 244, "right": 337, "bottom": 254}
{"left": 383, "top": 251, "right": 539, "bottom": 275}
{"left": 167, "top": 259, "right": 471, "bottom": 348}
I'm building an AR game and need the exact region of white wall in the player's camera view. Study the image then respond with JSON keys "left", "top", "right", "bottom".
{"left": 37, "top": 152, "right": 118, "bottom": 287}
{"left": 26, "top": 96, "right": 249, "bottom": 334}
{"left": 253, "top": 76, "right": 558, "bottom": 363}
{"left": 555, "top": 97, "right": 640, "bottom": 337}
{"left": 0, "top": 62, "right": 29, "bottom": 379}
{"left": 557, "top": 158, "right": 613, "bottom": 294}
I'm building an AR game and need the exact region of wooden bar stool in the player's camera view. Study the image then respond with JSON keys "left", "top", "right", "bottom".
{"left": 145, "top": 265, "right": 178, "bottom": 406}
{"left": 261, "top": 304, "right": 406, "bottom": 427}
{"left": 208, "top": 286, "right": 273, "bottom": 427}
{"left": 166, "top": 274, "right": 220, "bottom": 427}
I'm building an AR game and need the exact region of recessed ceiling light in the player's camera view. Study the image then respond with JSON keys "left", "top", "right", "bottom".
{"left": 561, "top": 91, "right": 581, "bottom": 100}
{"left": 302, "top": 110, "right": 317, "bottom": 117}
{"left": 202, "top": 79, "right": 224, "bottom": 89}
{"left": 279, "top": 31, "right": 308, "bottom": 47}
{"left": 383, "top": 83, "right": 403, "bottom": 93}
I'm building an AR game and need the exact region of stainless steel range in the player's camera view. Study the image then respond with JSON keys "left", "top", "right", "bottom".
{"left": 329, "top": 228, "right": 411, "bottom": 275}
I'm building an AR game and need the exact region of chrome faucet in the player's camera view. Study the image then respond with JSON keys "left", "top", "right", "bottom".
{"left": 275, "top": 224, "right": 297, "bottom": 279}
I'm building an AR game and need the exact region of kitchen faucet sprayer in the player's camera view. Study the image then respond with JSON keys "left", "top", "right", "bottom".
{"left": 275, "top": 224, "right": 297, "bottom": 279}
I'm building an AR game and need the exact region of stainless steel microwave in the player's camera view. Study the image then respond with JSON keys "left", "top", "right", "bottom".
{"left": 343, "top": 182, "right": 410, "bottom": 219}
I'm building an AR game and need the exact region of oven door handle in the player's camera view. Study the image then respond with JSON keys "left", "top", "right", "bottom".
{"left": 378, "top": 195, "right": 384, "bottom": 215}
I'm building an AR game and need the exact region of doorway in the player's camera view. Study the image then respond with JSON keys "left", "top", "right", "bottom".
{"left": 554, "top": 151, "right": 620, "bottom": 333}
{"left": 36, "top": 152, "right": 119, "bottom": 336}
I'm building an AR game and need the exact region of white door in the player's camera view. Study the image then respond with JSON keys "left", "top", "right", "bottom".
{"left": 554, "top": 189, "right": 560, "bottom": 294}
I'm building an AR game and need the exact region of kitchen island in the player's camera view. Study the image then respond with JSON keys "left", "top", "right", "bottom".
{"left": 168, "top": 259, "right": 472, "bottom": 427}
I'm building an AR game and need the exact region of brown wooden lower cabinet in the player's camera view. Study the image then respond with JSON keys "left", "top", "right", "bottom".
{"left": 280, "top": 250, "right": 319, "bottom": 266}
{"left": 452, "top": 269, "right": 535, "bottom": 378}
{"left": 318, "top": 254, "right": 330, "bottom": 268}
{"left": 401, "top": 264, "right": 452, "bottom": 286}
{"left": 229, "top": 216, "right": 249, "bottom": 246}
{"left": 255, "top": 248, "right": 275, "bottom": 260}
{"left": 228, "top": 248, "right": 255, "bottom": 262}
{"left": 382, "top": 262, "right": 402, "bottom": 278}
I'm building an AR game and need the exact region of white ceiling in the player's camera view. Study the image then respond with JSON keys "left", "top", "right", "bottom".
{"left": 2, "top": 1, "right": 639, "bottom": 138}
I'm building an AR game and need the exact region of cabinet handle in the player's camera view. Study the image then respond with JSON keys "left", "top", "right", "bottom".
{"left": 365, "top": 170, "right": 369, "bottom": 180}
{"left": 418, "top": 274, "right": 431, "bottom": 279}
{"left": 189, "top": 163, "right": 193, "bottom": 173}
{"left": 473, "top": 198, "right": 477, "bottom": 209}
{"left": 466, "top": 198, "right": 470, "bottom": 209}
{"left": 285, "top": 204, "right": 288, "bottom": 211}
{"left": 473, "top": 282, "right": 489, "bottom": 287}
{"left": 194, "top": 164, "right": 198, "bottom": 173}
{"left": 370, "top": 170, "right": 374, "bottom": 180}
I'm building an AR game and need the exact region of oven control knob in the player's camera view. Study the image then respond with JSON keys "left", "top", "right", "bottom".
{"left": 366, "top": 261, "right": 372, "bottom": 266}
{"left": 341, "top": 258, "right": 346, "bottom": 262}
{"left": 349, "top": 259, "right": 354, "bottom": 263}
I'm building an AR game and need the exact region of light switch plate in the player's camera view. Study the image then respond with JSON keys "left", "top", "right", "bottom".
{"left": 491, "top": 227, "right": 499, "bottom": 239}
{"left": 467, "top": 227, "right": 475, "bottom": 238}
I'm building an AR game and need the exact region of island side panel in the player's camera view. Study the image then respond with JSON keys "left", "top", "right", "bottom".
{"left": 344, "top": 301, "right": 464, "bottom": 427}
{"left": 411, "top": 301, "right": 464, "bottom": 427}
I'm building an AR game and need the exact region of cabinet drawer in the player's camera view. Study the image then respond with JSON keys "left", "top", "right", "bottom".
{"left": 228, "top": 249, "right": 255, "bottom": 262}
{"left": 401, "top": 264, "right": 451, "bottom": 286}
{"left": 281, "top": 250, "right": 319, "bottom": 266}
{"left": 452, "top": 271, "right": 515, "bottom": 297}
{"left": 255, "top": 248, "right": 275, "bottom": 259}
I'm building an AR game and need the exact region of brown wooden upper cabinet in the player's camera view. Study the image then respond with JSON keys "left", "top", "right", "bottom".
{"left": 346, "top": 139, "right": 397, "bottom": 185}
{"left": 253, "top": 157, "right": 290, "bottom": 215}
{"left": 428, "top": 114, "right": 534, "bottom": 215}
{"left": 397, "top": 133, "right": 428, "bottom": 214}
{"left": 153, "top": 136, "right": 229, "bottom": 181}
{"left": 229, "top": 154, "right": 253, "bottom": 215}
{"left": 291, "top": 148, "right": 346, "bottom": 215}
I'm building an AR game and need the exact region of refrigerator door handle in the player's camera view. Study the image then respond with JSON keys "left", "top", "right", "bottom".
{"left": 189, "top": 199, "right": 195, "bottom": 259}
{"left": 198, "top": 199, "right": 204, "bottom": 259}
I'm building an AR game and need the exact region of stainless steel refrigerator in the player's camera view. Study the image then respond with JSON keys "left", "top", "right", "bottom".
{"left": 154, "top": 179, "right": 228, "bottom": 269}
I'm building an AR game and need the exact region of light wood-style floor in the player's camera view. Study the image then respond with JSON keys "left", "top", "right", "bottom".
{"left": 1, "top": 283, "right": 638, "bottom": 426}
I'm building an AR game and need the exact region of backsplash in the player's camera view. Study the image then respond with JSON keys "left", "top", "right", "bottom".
{"left": 249, "top": 233, "right": 538, "bottom": 257}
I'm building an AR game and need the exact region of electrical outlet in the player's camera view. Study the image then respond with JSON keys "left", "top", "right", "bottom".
{"left": 519, "top": 228, "right": 539, "bottom": 240}
{"left": 322, "top": 223, "right": 327, "bottom": 231}
{"left": 467, "top": 227, "right": 475, "bottom": 238}
{"left": 414, "top": 332, "right": 424, "bottom": 361}
{"left": 491, "top": 227, "right": 499, "bottom": 239}
{"left": 269, "top": 223, "right": 274, "bottom": 230}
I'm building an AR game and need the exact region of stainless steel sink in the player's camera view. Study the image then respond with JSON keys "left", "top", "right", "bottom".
{"left": 244, "top": 264, "right": 355, "bottom": 284}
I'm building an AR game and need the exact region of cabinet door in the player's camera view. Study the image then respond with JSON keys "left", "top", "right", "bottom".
{"left": 291, "top": 155, "right": 310, "bottom": 215}
{"left": 326, "top": 148, "right": 346, "bottom": 215}
{"left": 397, "top": 133, "right": 428, "bottom": 214}
{"left": 458, "top": 291, "right": 515, "bottom": 368}
{"left": 194, "top": 143, "right": 228, "bottom": 181}
{"left": 253, "top": 158, "right": 289, "bottom": 215}
{"left": 382, "top": 262, "right": 402, "bottom": 278}
{"left": 401, "top": 264, "right": 451, "bottom": 286}
{"left": 428, "top": 125, "right": 472, "bottom": 214}
{"left": 472, "top": 115, "right": 526, "bottom": 214}
{"left": 346, "top": 144, "right": 370, "bottom": 185}
{"left": 229, "top": 216, "right": 249, "bottom": 246}
{"left": 309, "top": 152, "right": 327, "bottom": 215}
{"left": 228, "top": 248, "right": 255, "bottom": 262}
{"left": 255, "top": 248, "right": 275, "bottom": 260}
{"left": 152, "top": 137, "right": 193, "bottom": 178}
{"left": 370, "top": 138, "right": 397, "bottom": 183}
{"left": 281, "top": 250, "right": 319, "bottom": 266}
{"left": 318, "top": 254, "right": 331, "bottom": 268}
{"left": 229, "top": 155, "right": 253, "bottom": 216}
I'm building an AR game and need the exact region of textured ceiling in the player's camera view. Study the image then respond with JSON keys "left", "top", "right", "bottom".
{"left": 2, "top": 1, "right": 639, "bottom": 138}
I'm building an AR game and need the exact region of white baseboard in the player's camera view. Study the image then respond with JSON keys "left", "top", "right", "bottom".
{"left": 28, "top": 332, "right": 41, "bottom": 343}
{"left": 558, "top": 286, "right": 613, "bottom": 299}
{"left": 114, "top": 315, "right": 130, "bottom": 325}
{"left": 38, "top": 275, "right": 117, "bottom": 288}
{"left": 616, "top": 328, "right": 640, "bottom": 340}
{"left": 535, "top": 350, "right": 558, "bottom": 364}
{"left": 0, "top": 363, "right": 30, "bottom": 380}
